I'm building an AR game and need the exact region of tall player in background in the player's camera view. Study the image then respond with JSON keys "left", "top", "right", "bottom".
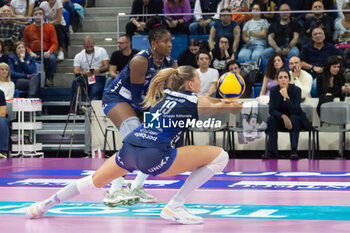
{"left": 101, "top": 16, "right": 176, "bottom": 206}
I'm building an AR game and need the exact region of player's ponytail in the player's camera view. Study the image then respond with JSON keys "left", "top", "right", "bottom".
{"left": 143, "top": 66, "right": 196, "bottom": 109}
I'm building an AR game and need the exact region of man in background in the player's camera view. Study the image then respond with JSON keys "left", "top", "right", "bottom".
{"left": 288, "top": 56, "right": 312, "bottom": 100}
{"left": 104, "top": 34, "right": 139, "bottom": 89}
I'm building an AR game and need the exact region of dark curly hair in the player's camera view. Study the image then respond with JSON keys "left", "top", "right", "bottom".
{"left": 146, "top": 16, "right": 171, "bottom": 45}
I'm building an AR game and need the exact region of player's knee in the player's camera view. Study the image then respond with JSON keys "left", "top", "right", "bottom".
{"left": 206, "top": 149, "right": 229, "bottom": 174}
{"left": 119, "top": 116, "right": 140, "bottom": 136}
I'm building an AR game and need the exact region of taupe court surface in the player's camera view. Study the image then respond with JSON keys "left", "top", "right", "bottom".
{"left": 1, "top": 158, "right": 350, "bottom": 233}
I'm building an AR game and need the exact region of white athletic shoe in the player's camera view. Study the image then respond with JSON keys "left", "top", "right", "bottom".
{"left": 127, "top": 183, "right": 157, "bottom": 203}
{"left": 160, "top": 204, "right": 203, "bottom": 224}
{"left": 25, "top": 202, "right": 47, "bottom": 219}
{"left": 103, "top": 189, "right": 140, "bottom": 207}
{"left": 57, "top": 51, "right": 64, "bottom": 61}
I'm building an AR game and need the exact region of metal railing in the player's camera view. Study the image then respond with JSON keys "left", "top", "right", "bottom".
{"left": 116, "top": 8, "right": 350, "bottom": 39}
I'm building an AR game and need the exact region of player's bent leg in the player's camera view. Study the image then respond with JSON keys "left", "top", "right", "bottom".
{"left": 104, "top": 103, "right": 143, "bottom": 206}
{"left": 26, "top": 154, "right": 129, "bottom": 219}
{"left": 160, "top": 146, "right": 228, "bottom": 224}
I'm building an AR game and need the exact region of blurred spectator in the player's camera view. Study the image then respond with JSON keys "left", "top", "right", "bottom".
{"left": 0, "top": 62, "right": 15, "bottom": 100}
{"left": 104, "top": 34, "right": 139, "bottom": 89}
{"left": 125, "top": 0, "right": 163, "bottom": 36}
{"left": 189, "top": 0, "right": 224, "bottom": 35}
{"left": 164, "top": 0, "right": 192, "bottom": 34}
{"left": 62, "top": 0, "right": 75, "bottom": 32}
{"left": 304, "top": 0, "right": 336, "bottom": 22}
{"left": 177, "top": 38, "right": 200, "bottom": 68}
{"left": 316, "top": 55, "right": 350, "bottom": 116}
{"left": 225, "top": 59, "right": 252, "bottom": 98}
{"left": 71, "top": 35, "right": 109, "bottom": 112}
{"left": 196, "top": 50, "right": 219, "bottom": 96}
{"left": 300, "top": 27, "right": 342, "bottom": 79}
{"left": 262, "top": 3, "right": 301, "bottom": 59}
{"left": 337, "top": 0, "right": 349, "bottom": 19}
{"left": 224, "top": 0, "right": 252, "bottom": 25}
{"left": 304, "top": 1, "right": 334, "bottom": 44}
{"left": 10, "top": 0, "right": 35, "bottom": 24}
{"left": 288, "top": 56, "right": 312, "bottom": 100}
{"left": 254, "top": 0, "right": 276, "bottom": 23}
{"left": 0, "top": 89, "right": 8, "bottom": 158}
{"left": 334, "top": 2, "right": 350, "bottom": 49}
{"left": 0, "top": 39, "right": 8, "bottom": 64}
{"left": 23, "top": 7, "right": 58, "bottom": 86}
{"left": 238, "top": 2, "right": 269, "bottom": 61}
{"left": 40, "top": 0, "right": 68, "bottom": 61}
{"left": 275, "top": 0, "right": 303, "bottom": 21}
{"left": 0, "top": 5, "right": 22, "bottom": 52}
{"left": 258, "top": 54, "right": 287, "bottom": 103}
{"left": 208, "top": 8, "right": 240, "bottom": 56}
{"left": 210, "top": 35, "right": 234, "bottom": 74}
{"left": 8, "top": 41, "right": 40, "bottom": 97}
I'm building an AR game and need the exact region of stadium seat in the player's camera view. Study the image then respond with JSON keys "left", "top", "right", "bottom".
{"left": 310, "top": 85, "right": 317, "bottom": 97}
{"left": 189, "top": 34, "right": 209, "bottom": 42}
{"left": 171, "top": 34, "right": 188, "bottom": 60}
{"left": 132, "top": 35, "right": 150, "bottom": 51}
{"left": 313, "top": 102, "right": 350, "bottom": 159}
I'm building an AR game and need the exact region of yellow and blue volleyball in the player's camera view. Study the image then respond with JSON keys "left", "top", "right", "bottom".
{"left": 217, "top": 72, "right": 246, "bottom": 100}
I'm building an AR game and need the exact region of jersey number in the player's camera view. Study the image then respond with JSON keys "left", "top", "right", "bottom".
{"left": 159, "top": 100, "right": 177, "bottom": 115}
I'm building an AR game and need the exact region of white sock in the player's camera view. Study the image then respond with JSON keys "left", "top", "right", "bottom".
{"left": 109, "top": 177, "right": 125, "bottom": 193}
{"left": 131, "top": 171, "right": 149, "bottom": 190}
{"left": 41, "top": 175, "right": 98, "bottom": 210}
{"left": 168, "top": 166, "right": 215, "bottom": 208}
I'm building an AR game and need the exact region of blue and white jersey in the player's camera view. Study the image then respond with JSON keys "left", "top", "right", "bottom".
{"left": 123, "top": 89, "right": 198, "bottom": 151}
{"left": 106, "top": 49, "right": 174, "bottom": 102}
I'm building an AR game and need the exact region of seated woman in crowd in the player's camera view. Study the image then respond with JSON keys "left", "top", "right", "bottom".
{"left": 224, "top": 0, "right": 252, "bottom": 26}
{"left": 10, "top": 0, "right": 35, "bottom": 24}
{"left": 0, "top": 62, "right": 14, "bottom": 100}
{"left": 258, "top": 54, "right": 287, "bottom": 103}
{"left": 238, "top": 2, "right": 269, "bottom": 61}
{"left": 210, "top": 35, "right": 234, "bottom": 75}
{"left": 264, "top": 68, "right": 312, "bottom": 160}
{"left": 40, "top": 0, "right": 67, "bottom": 61}
{"left": 0, "top": 40, "right": 8, "bottom": 64}
{"left": 316, "top": 55, "right": 350, "bottom": 117}
{"left": 163, "top": 0, "right": 192, "bottom": 34}
{"left": 8, "top": 41, "right": 40, "bottom": 98}
{"left": 177, "top": 38, "right": 200, "bottom": 68}
{"left": 334, "top": 2, "right": 350, "bottom": 50}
